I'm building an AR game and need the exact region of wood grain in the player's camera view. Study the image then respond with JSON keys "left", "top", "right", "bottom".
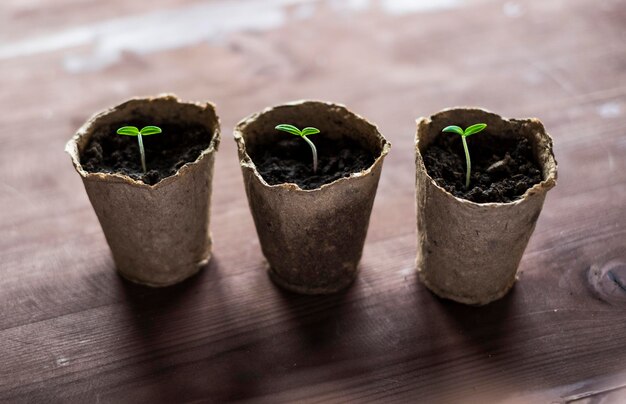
{"left": 1, "top": 0, "right": 625, "bottom": 402}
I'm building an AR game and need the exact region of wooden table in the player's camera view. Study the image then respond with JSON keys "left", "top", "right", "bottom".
{"left": 2, "top": 0, "right": 625, "bottom": 402}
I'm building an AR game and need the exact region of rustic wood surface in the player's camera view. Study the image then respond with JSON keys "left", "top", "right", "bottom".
{"left": 1, "top": 0, "right": 625, "bottom": 402}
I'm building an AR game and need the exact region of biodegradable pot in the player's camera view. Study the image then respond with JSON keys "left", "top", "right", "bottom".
{"left": 65, "top": 95, "right": 220, "bottom": 287}
{"left": 415, "top": 108, "right": 557, "bottom": 305}
{"left": 234, "top": 101, "right": 391, "bottom": 294}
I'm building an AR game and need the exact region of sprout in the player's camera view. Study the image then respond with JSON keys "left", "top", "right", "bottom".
{"left": 275, "top": 124, "right": 320, "bottom": 173}
{"left": 116, "top": 125, "right": 162, "bottom": 173}
{"left": 442, "top": 123, "right": 487, "bottom": 189}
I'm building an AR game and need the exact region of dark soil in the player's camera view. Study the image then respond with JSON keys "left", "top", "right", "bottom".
{"left": 422, "top": 131, "right": 542, "bottom": 203}
{"left": 81, "top": 121, "right": 213, "bottom": 185}
{"left": 250, "top": 136, "right": 376, "bottom": 190}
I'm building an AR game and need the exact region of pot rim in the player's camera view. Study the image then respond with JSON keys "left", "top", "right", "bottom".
{"left": 234, "top": 99, "right": 391, "bottom": 193}
{"left": 65, "top": 93, "right": 221, "bottom": 190}
{"left": 415, "top": 106, "right": 558, "bottom": 208}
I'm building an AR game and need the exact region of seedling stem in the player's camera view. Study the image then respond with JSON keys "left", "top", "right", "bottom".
{"left": 137, "top": 134, "right": 146, "bottom": 173}
{"left": 461, "top": 136, "right": 470, "bottom": 190}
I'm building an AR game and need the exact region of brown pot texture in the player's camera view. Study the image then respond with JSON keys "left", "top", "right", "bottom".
{"left": 234, "top": 100, "right": 391, "bottom": 294}
{"left": 415, "top": 107, "right": 557, "bottom": 305}
{"left": 65, "top": 94, "right": 220, "bottom": 287}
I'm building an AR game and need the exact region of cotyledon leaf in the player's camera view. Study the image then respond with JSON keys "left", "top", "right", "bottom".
{"left": 140, "top": 126, "right": 162, "bottom": 136}
{"left": 300, "top": 127, "right": 320, "bottom": 137}
{"left": 442, "top": 125, "right": 464, "bottom": 136}
{"left": 116, "top": 126, "right": 140, "bottom": 136}
{"left": 275, "top": 124, "right": 303, "bottom": 136}
{"left": 463, "top": 123, "right": 487, "bottom": 137}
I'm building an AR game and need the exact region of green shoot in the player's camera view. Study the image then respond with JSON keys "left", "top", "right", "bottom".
{"left": 275, "top": 124, "right": 320, "bottom": 173}
{"left": 116, "top": 125, "right": 162, "bottom": 173}
{"left": 442, "top": 123, "right": 487, "bottom": 189}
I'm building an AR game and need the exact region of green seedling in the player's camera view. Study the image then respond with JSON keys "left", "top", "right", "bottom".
{"left": 442, "top": 123, "right": 487, "bottom": 189}
{"left": 116, "top": 125, "right": 162, "bottom": 173}
{"left": 275, "top": 124, "right": 320, "bottom": 173}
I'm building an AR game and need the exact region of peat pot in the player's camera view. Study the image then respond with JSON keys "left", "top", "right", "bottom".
{"left": 415, "top": 107, "right": 557, "bottom": 305}
{"left": 235, "top": 101, "right": 391, "bottom": 294}
{"left": 66, "top": 95, "right": 220, "bottom": 287}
